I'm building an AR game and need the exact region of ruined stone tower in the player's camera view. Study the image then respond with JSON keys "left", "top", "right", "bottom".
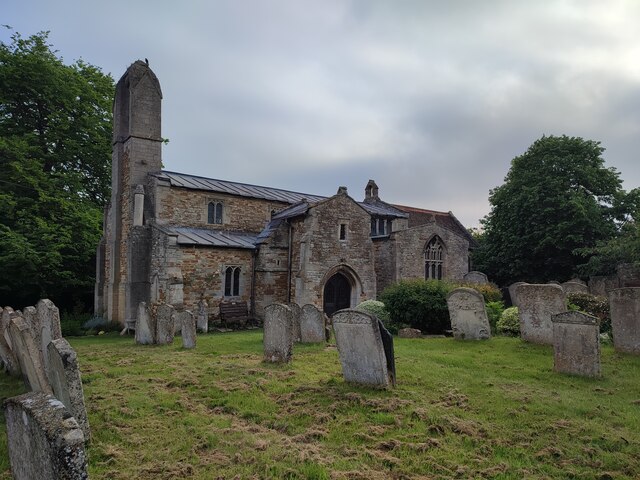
{"left": 99, "top": 60, "right": 163, "bottom": 324}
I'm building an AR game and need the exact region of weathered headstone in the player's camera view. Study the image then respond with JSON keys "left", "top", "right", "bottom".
{"left": 135, "top": 302, "right": 155, "bottom": 345}
{"left": 617, "top": 264, "right": 640, "bottom": 288}
{"left": 263, "top": 303, "right": 293, "bottom": 363}
{"left": 288, "top": 303, "right": 302, "bottom": 342}
{"left": 515, "top": 284, "right": 566, "bottom": 345}
{"left": 588, "top": 276, "right": 612, "bottom": 297}
{"left": 463, "top": 271, "right": 489, "bottom": 284}
{"left": 333, "top": 310, "right": 395, "bottom": 388}
{"left": 8, "top": 316, "right": 51, "bottom": 393}
{"left": 568, "top": 278, "right": 587, "bottom": 286}
{"left": 508, "top": 282, "right": 527, "bottom": 308}
{"left": 196, "top": 299, "right": 208, "bottom": 333}
{"left": 552, "top": 311, "right": 600, "bottom": 377}
{"left": 300, "top": 304, "right": 325, "bottom": 343}
{"left": 608, "top": 288, "right": 640, "bottom": 355}
{"left": 398, "top": 328, "right": 422, "bottom": 338}
{"left": 0, "top": 308, "right": 20, "bottom": 376}
{"left": 1, "top": 306, "right": 15, "bottom": 349}
{"left": 3, "top": 392, "right": 88, "bottom": 480}
{"left": 561, "top": 281, "right": 589, "bottom": 295}
{"left": 47, "top": 338, "right": 91, "bottom": 442}
{"left": 36, "top": 299, "right": 62, "bottom": 383}
{"left": 446, "top": 288, "right": 491, "bottom": 340}
{"left": 178, "top": 309, "right": 196, "bottom": 349}
{"left": 155, "top": 303, "right": 176, "bottom": 345}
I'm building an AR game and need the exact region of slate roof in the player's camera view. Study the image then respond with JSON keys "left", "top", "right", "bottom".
{"left": 393, "top": 204, "right": 477, "bottom": 247}
{"left": 163, "top": 226, "right": 258, "bottom": 249}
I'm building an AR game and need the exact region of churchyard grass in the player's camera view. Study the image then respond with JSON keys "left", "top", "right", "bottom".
{"left": 1, "top": 332, "right": 639, "bottom": 479}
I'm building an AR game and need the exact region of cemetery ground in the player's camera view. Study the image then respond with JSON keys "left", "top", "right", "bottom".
{"left": 2, "top": 332, "right": 640, "bottom": 479}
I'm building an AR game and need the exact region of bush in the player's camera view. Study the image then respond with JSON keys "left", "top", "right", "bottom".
{"left": 566, "top": 293, "right": 611, "bottom": 335}
{"left": 356, "top": 300, "right": 400, "bottom": 333}
{"left": 485, "top": 301, "right": 505, "bottom": 334}
{"left": 380, "top": 279, "right": 451, "bottom": 334}
{"left": 497, "top": 307, "right": 520, "bottom": 336}
{"left": 60, "top": 311, "right": 92, "bottom": 337}
{"left": 450, "top": 281, "right": 503, "bottom": 303}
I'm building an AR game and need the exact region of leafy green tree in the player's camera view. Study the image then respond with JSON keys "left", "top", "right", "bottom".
{"left": 0, "top": 30, "right": 113, "bottom": 309}
{"left": 477, "top": 135, "right": 639, "bottom": 285}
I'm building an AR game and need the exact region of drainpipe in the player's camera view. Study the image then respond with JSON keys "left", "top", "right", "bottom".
{"left": 287, "top": 220, "right": 293, "bottom": 303}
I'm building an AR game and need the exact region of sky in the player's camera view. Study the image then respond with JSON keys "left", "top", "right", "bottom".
{"left": 3, "top": 1, "right": 639, "bottom": 227}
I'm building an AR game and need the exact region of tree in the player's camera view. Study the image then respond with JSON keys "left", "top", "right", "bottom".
{"left": 477, "top": 135, "right": 639, "bottom": 285}
{"left": 0, "top": 30, "right": 113, "bottom": 310}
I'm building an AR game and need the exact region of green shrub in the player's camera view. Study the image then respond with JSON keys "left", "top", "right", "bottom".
{"left": 356, "top": 300, "right": 401, "bottom": 333}
{"left": 60, "top": 311, "right": 91, "bottom": 337}
{"left": 566, "top": 293, "right": 611, "bottom": 335}
{"left": 485, "top": 301, "right": 505, "bottom": 334}
{"left": 450, "top": 281, "right": 503, "bottom": 303}
{"left": 380, "top": 279, "right": 451, "bottom": 334}
{"left": 497, "top": 307, "right": 520, "bottom": 336}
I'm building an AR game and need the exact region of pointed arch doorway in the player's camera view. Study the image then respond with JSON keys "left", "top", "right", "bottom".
{"left": 323, "top": 272, "right": 351, "bottom": 316}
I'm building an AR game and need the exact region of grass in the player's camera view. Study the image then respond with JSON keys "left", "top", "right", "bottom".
{"left": 1, "top": 332, "right": 640, "bottom": 479}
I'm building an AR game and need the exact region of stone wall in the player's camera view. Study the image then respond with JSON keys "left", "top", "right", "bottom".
{"left": 372, "top": 237, "right": 395, "bottom": 296}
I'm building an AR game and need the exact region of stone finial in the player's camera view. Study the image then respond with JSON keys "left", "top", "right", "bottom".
{"left": 337, "top": 186, "right": 348, "bottom": 195}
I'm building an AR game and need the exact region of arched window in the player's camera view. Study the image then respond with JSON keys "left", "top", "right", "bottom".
{"left": 224, "top": 266, "right": 241, "bottom": 296}
{"left": 208, "top": 201, "right": 223, "bottom": 224}
{"left": 425, "top": 237, "right": 444, "bottom": 280}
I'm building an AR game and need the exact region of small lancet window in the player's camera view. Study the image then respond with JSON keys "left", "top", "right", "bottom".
{"left": 224, "top": 266, "right": 241, "bottom": 296}
{"left": 425, "top": 237, "right": 444, "bottom": 280}
{"left": 208, "top": 201, "right": 223, "bottom": 224}
{"left": 339, "top": 223, "right": 347, "bottom": 241}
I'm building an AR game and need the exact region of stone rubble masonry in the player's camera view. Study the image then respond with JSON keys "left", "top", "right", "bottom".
{"left": 516, "top": 284, "right": 566, "bottom": 345}
{"left": 197, "top": 299, "right": 208, "bottom": 333}
{"left": 398, "top": 328, "right": 422, "bottom": 338}
{"left": 155, "top": 303, "right": 176, "bottom": 345}
{"left": 135, "top": 302, "right": 155, "bottom": 345}
{"left": 263, "top": 303, "right": 293, "bottom": 363}
{"left": 552, "top": 311, "right": 601, "bottom": 377}
{"left": 463, "top": 271, "right": 489, "bottom": 284}
{"left": 178, "top": 310, "right": 197, "bottom": 349}
{"left": 446, "top": 288, "right": 491, "bottom": 340}
{"left": 300, "top": 304, "right": 326, "bottom": 343}
{"left": 3, "top": 392, "right": 88, "bottom": 480}
{"left": 8, "top": 316, "right": 52, "bottom": 393}
{"left": 561, "top": 281, "right": 589, "bottom": 295}
{"left": 608, "top": 288, "right": 640, "bottom": 355}
{"left": 288, "top": 303, "right": 302, "bottom": 342}
{"left": 332, "top": 309, "right": 393, "bottom": 388}
{"left": 47, "top": 338, "right": 91, "bottom": 443}
{"left": 36, "top": 299, "right": 63, "bottom": 385}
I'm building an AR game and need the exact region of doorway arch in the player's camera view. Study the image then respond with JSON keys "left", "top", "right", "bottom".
{"left": 323, "top": 272, "right": 351, "bottom": 316}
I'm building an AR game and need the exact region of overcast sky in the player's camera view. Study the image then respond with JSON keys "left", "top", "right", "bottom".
{"left": 3, "top": 1, "right": 639, "bottom": 227}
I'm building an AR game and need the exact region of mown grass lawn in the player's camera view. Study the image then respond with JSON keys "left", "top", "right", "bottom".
{"left": 2, "top": 332, "right": 640, "bottom": 479}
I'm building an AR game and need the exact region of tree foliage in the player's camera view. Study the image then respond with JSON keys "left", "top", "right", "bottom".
{"left": 0, "top": 30, "right": 113, "bottom": 309}
{"left": 475, "top": 135, "right": 639, "bottom": 285}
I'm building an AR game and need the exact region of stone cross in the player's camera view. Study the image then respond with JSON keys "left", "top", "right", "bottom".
{"left": 515, "top": 284, "right": 566, "bottom": 345}
{"left": 551, "top": 311, "right": 600, "bottom": 377}
{"left": 300, "top": 304, "right": 326, "bottom": 343}
{"left": 263, "top": 303, "right": 293, "bottom": 363}
{"left": 608, "top": 288, "right": 640, "bottom": 355}
{"left": 446, "top": 288, "right": 491, "bottom": 340}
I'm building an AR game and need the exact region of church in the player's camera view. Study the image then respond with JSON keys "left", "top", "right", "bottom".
{"left": 95, "top": 61, "right": 476, "bottom": 326}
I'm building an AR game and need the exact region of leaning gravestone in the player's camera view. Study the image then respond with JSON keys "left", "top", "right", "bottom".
{"left": 177, "top": 310, "right": 197, "bottom": 349}
{"left": 196, "top": 299, "right": 208, "bottom": 333}
{"left": 508, "top": 282, "right": 527, "bottom": 308}
{"left": 288, "top": 303, "right": 302, "bottom": 342}
{"left": 463, "top": 271, "right": 489, "bottom": 284}
{"left": 1, "top": 306, "right": 15, "bottom": 350}
{"left": 561, "top": 281, "right": 589, "bottom": 295}
{"left": 8, "top": 317, "right": 51, "bottom": 393}
{"left": 0, "top": 308, "right": 20, "bottom": 377}
{"left": 515, "top": 284, "right": 566, "bottom": 345}
{"left": 446, "top": 288, "right": 491, "bottom": 340}
{"left": 47, "top": 338, "right": 91, "bottom": 442}
{"left": 608, "top": 288, "right": 640, "bottom": 355}
{"left": 135, "top": 302, "right": 155, "bottom": 345}
{"left": 36, "top": 299, "right": 63, "bottom": 383}
{"left": 551, "top": 311, "right": 600, "bottom": 377}
{"left": 155, "top": 303, "right": 176, "bottom": 345}
{"left": 300, "top": 304, "right": 325, "bottom": 343}
{"left": 263, "top": 303, "right": 293, "bottom": 363}
{"left": 3, "top": 392, "right": 88, "bottom": 480}
{"left": 333, "top": 310, "right": 395, "bottom": 388}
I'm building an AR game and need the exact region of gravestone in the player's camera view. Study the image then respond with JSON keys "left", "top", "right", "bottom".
{"left": 515, "top": 284, "right": 566, "bottom": 345}
{"left": 561, "top": 281, "right": 589, "bottom": 295}
{"left": 552, "top": 311, "right": 600, "bottom": 377}
{"left": 617, "top": 264, "right": 640, "bottom": 287}
{"left": 333, "top": 310, "right": 395, "bottom": 388}
{"left": 300, "top": 304, "right": 325, "bottom": 343}
{"left": 3, "top": 392, "right": 88, "bottom": 480}
{"left": 8, "top": 316, "right": 51, "bottom": 393}
{"left": 508, "top": 282, "right": 527, "bottom": 308}
{"left": 463, "top": 271, "right": 488, "bottom": 284}
{"left": 398, "top": 328, "right": 422, "bottom": 338}
{"left": 197, "top": 299, "right": 208, "bottom": 333}
{"left": 155, "top": 303, "right": 175, "bottom": 345}
{"left": 608, "top": 288, "right": 640, "bottom": 355}
{"left": 568, "top": 278, "right": 587, "bottom": 286}
{"left": 0, "top": 308, "right": 20, "bottom": 376}
{"left": 263, "top": 303, "right": 293, "bottom": 363}
{"left": 178, "top": 310, "right": 197, "bottom": 349}
{"left": 36, "top": 299, "right": 63, "bottom": 383}
{"left": 588, "top": 276, "right": 615, "bottom": 297}
{"left": 288, "top": 303, "right": 302, "bottom": 342}
{"left": 446, "top": 288, "right": 491, "bottom": 340}
{"left": 135, "top": 302, "right": 155, "bottom": 345}
{"left": 47, "top": 338, "right": 91, "bottom": 442}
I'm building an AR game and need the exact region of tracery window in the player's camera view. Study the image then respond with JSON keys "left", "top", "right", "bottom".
{"left": 224, "top": 266, "right": 241, "bottom": 296}
{"left": 208, "top": 201, "right": 223, "bottom": 224}
{"left": 425, "top": 237, "right": 444, "bottom": 280}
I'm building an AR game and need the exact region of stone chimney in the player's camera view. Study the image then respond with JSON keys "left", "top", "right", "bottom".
{"left": 337, "top": 186, "right": 348, "bottom": 195}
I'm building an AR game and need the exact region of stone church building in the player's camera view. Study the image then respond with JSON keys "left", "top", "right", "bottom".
{"left": 95, "top": 61, "right": 475, "bottom": 326}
